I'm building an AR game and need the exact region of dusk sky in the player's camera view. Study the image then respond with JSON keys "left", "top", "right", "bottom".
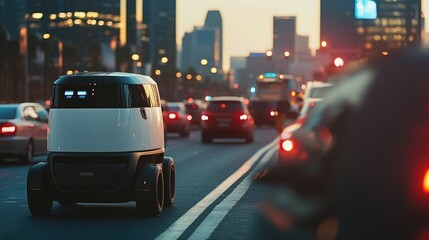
{"left": 178, "top": 0, "right": 429, "bottom": 70}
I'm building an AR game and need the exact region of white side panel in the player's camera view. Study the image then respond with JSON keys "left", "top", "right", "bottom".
{"left": 48, "top": 108, "right": 164, "bottom": 152}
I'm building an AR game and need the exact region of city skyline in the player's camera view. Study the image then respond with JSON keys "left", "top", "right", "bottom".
{"left": 178, "top": 0, "right": 429, "bottom": 70}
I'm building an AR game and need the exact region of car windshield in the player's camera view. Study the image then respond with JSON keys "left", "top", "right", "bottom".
{"left": 0, "top": 106, "right": 17, "bottom": 119}
{"left": 167, "top": 105, "right": 181, "bottom": 112}
{"left": 308, "top": 86, "right": 332, "bottom": 99}
{"left": 207, "top": 101, "right": 244, "bottom": 113}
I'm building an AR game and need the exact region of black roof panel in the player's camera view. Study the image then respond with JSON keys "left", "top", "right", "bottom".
{"left": 54, "top": 72, "right": 157, "bottom": 85}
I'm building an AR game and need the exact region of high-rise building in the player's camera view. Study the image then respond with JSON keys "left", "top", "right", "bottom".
{"left": 273, "top": 16, "right": 296, "bottom": 60}
{"left": 1, "top": 0, "right": 28, "bottom": 39}
{"left": 179, "top": 10, "right": 223, "bottom": 80}
{"left": 320, "top": 0, "right": 423, "bottom": 59}
{"left": 356, "top": 0, "right": 422, "bottom": 56}
{"left": 142, "top": 0, "right": 176, "bottom": 74}
{"left": 204, "top": 10, "right": 223, "bottom": 71}
{"left": 180, "top": 32, "right": 192, "bottom": 71}
{"left": 296, "top": 35, "right": 312, "bottom": 62}
{"left": 320, "top": 0, "right": 358, "bottom": 51}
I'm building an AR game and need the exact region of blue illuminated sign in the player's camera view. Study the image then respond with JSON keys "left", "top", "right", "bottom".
{"left": 264, "top": 73, "right": 277, "bottom": 78}
{"left": 355, "top": 0, "right": 377, "bottom": 20}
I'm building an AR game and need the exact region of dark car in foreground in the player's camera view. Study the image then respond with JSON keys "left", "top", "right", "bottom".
{"left": 201, "top": 96, "right": 254, "bottom": 143}
{"left": 0, "top": 103, "right": 48, "bottom": 163}
{"left": 249, "top": 100, "right": 277, "bottom": 127}
{"left": 257, "top": 49, "right": 429, "bottom": 239}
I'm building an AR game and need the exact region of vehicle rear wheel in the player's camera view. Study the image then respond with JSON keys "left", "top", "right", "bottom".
{"left": 180, "top": 129, "right": 190, "bottom": 138}
{"left": 202, "top": 132, "right": 212, "bottom": 143}
{"left": 27, "top": 162, "right": 52, "bottom": 216}
{"left": 135, "top": 164, "right": 164, "bottom": 217}
{"left": 162, "top": 157, "right": 176, "bottom": 207}
{"left": 245, "top": 133, "right": 254, "bottom": 143}
{"left": 21, "top": 141, "right": 33, "bottom": 164}
{"left": 58, "top": 200, "right": 77, "bottom": 207}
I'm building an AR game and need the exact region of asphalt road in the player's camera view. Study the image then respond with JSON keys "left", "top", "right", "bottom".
{"left": 0, "top": 126, "right": 283, "bottom": 240}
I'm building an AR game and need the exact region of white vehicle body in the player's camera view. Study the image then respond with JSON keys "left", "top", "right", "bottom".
{"left": 48, "top": 108, "right": 163, "bottom": 152}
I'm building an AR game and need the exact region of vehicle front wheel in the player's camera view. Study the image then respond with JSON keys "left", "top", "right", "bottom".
{"left": 135, "top": 164, "right": 164, "bottom": 217}
{"left": 27, "top": 162, "right": 52, "bottom": 216}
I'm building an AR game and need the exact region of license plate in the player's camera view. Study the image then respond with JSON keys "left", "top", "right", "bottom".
{"left": 218, "top": 123, "right": 230, "bottom": 128}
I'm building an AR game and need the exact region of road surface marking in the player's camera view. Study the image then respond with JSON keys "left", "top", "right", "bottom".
{"left": 155, "top": 137, "right": 279, "bottom": 240}
{"left": 188, "top": 147, "right": 277, "bottom": 240}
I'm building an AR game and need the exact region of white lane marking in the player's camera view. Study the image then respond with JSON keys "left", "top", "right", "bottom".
{"left": 3, "top": 201, "right": 17, "bottom": 204}
{"left": 188, "top": 147, "right": 277, "bottom": 240}
{"left": 155, "top": 137, "right": 279, "bottom": 240}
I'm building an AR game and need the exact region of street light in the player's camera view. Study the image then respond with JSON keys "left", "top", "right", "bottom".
{"left": 176, "top": 72, "right": 182, "bottom": 78}
{"left": 161, "top": 57, "right": 169, "bottom": 64}
{"left": 200, "top": 59, "right": 208, "bottom": 66}
{"left": 155, "top": 69, "right": 161, "bottom": 76}
{"left": 210, "top": 67, "right": 217, "bottom": 74}
{"left": 284, "top": 51, "right": 290, "bottom": 59}
{"left": 266, "top": 50, "right": 273, "bottom": 60}
{"left": 131, "top": 54, "right": 140, "bottom": 61}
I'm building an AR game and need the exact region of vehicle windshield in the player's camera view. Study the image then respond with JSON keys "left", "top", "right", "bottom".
{"left": 0, "top": 106, "right": 17, "bottom": 119}
{"left": 207, "top": 101, "right": 244, "bottom": 113}
{"left": 308, "top": 86, "right": 332, "bottom": 99}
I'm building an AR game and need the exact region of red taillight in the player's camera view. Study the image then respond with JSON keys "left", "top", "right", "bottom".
{"left": 187, "top": 115, "right": 193, "bottom": 121}
{"left": 0, "top": 122, "right": 17, "bottom": 136}
{"left": 239, "top": 114, "right": 248, "bottom": 121}
{"left": 281, "top": 139, "right": 294, "bottom": 152}
{"left": 423, "top": 168, "right": 429, "bottom": 194}
{"left": 201, "top": 115, "right": 209, "bottom": 121}
{"left": 168, "top": 113, "right": 177, "bottom": 120}
{"left": 270, "top": 111, "right": 277, "bottom": 117}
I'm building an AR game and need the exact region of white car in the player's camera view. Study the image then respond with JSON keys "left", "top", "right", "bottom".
{"left": 0, "top": 103, "right": 48, "bottom": 163}
{"left": 27, "top": 72, "right": 175, "bottom": 217}
{"left": 299, "top": 81, "right": 334, "bottom": 119}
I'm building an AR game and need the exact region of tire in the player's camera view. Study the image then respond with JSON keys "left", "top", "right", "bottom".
{"left": 21, "top": 141, "right": 33, "bottom": 164}
{"left": 180, "top": 129, "right": 190, "bottom": 138}
{"left": 245, "top": 133, "right": 254, "bottom": 143}
{"left": 202, "top": 132, "right": 212, "bottom": 143}
{"left": 27, "top": 162, "right": 52, "bottom": 216}
{"left": 58, "top": 200, "right": 77, "bottom": 207}
{"left": 162, "top": 157, "right": 176, "bottom": 207}
{"left": 135, "top": 164, "right": 164, "bottom": 217}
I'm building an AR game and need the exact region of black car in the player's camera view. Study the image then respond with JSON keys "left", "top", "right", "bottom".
{"left": 249, "top": 100, "right": 277, "bottom": 127}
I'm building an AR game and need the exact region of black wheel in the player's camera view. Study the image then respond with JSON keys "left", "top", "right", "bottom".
{"left": 58, "top": 200, "right": 77, "bottom": 207}
{"left": 135, "top": 164, "right": 164, "bottom": 217}
{"left": 180, "top": 129, "right": 190, "bottom": 138}
{"left": 27, "top": 163, "right": 52, "bottom": 216}
{"left": 245, "top": 133, "right": 254, "bottom": 143}
{"left": 162, "top": 157, "right": 176, "bottom": 207}
{"left": 202, "top": 132, "right": 212, "bottom": 143}
{"left": 21, "top": 141, "right": 33, "bottom": 164}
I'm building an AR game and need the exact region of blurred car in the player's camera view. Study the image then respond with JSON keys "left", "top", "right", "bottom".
{"left": 163, "top": 102, "right": 191, "bottom": 137}
{"left": 201, "top": 96, "right": 254, "bottom": 143}
{"left": 184, "top": 99, "right": 205, "bottom": 126}
{"left": 277, "top": 82, "right": 334, "bottom": 164}
{"left": 299, "top": 81, "right": 333, "bottom": 119}
{"left": 0, "top": 103, "right": 49, "bottom": 163}
{"left": 258, "top": 49, "right": 429, "bottom": 239}
{"left": 249, "top": 100, "right": 277, "bottom": 127}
